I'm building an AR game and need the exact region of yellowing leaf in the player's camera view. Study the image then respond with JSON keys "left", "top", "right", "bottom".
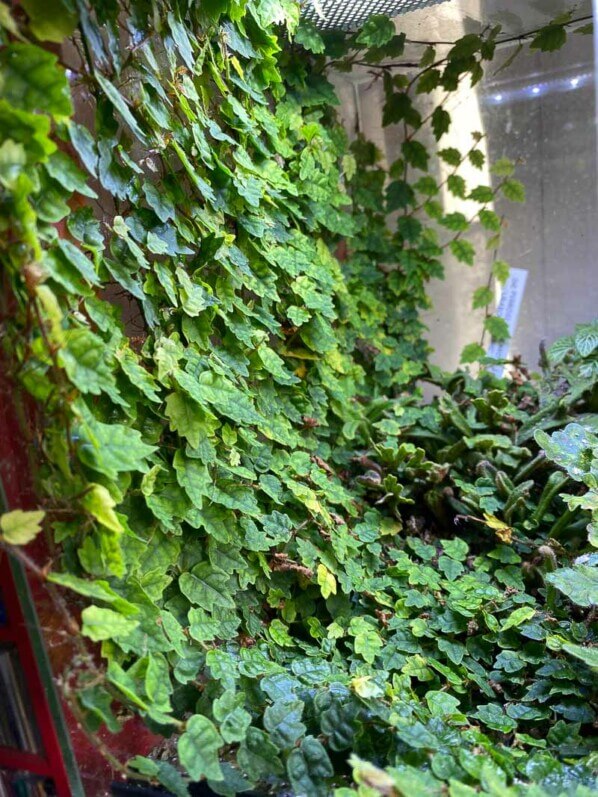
{"left": 81, "top": 484, "right": 123, "bottom": 533}
{"left": 0, "top": 509, "right": 45, "bottom": 545}
{"left": 483, "top": 513, "right": 513, "bottom": 543}
{"left": 380, "top": 517, "right": 402, "bottom": 536}
{"left": 351, "top": 676, "right": 384, "bottom": 698}
{"left": 36, "top": 284, "right": 65, "bottom": 345}
{"left": 316, "top": 563, "right": 337, "bottom": 599}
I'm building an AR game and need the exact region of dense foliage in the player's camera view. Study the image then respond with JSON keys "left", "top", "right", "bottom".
{"left": 0, "top": 1, "right": 596, "bottom": 795}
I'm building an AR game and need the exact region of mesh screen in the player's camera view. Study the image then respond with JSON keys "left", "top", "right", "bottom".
{"left": 302, "top": 0, "right": 449, "bottom": 30}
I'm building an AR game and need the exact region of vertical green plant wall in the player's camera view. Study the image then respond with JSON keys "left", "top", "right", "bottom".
{"left": 0, "top": 1, "right": 596, "bottom": 795}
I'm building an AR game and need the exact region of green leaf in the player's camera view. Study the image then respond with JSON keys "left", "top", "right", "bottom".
{"left": 0, "top": 509, "right": 45, "bottom": 544}
{"left": 116, "top": 348, "right": 161, "bottom": 403}
{"left": 469, "top": 149, "right": 485, "bottom": 169}
{"left": 0, "top": 100, "right": 55, "bottom": 165}
{"left": 0, "top": 4, "right": 21, "bottom": 39}
{"left": 441, "top": 213, "right": 469, "bottom": 233}
{"left": 145, "top": 653, "right": 173, "bottom": 714}
{"left": 546, "top": 566, "right": 598, "bottom": 607}
{"left": 237, "top": 728, "right": 283, "bottom": 780}
{"left": 213, "top": 689, "right": 252, "bottom": 743}
{"left": 257, "top": 344, "right": 298, "bottom": 385}
{"left": 316, "top": 563, "right": 337, "bottom": 599}
{"left": 129, "top": 758, "right": 189, "bottom": 797}
{"left": 471, "top": 703, "right": 517, "bottom": 733}
{"left": 437, "top": 638, "right": 465, "bottom": 665}
{"left": 548, "top": 334, "right": 575, "bottom": 364}
{"left": 0, "top": 139, "right": 27, "bottom": 189}
{"left": 440, "top": 148, "right": 462, "bottom": 167}
{"left": 506, "top": 704, "right": 547, "bottom": 721}
{"left": 469, "top": 185, "right": 494, "bottom": 203}
{"left": 173, "top": 451, "right": 210, "bottom": 509}
{"left": 461, "top": 342, "right": 486, "bottom": 364}
{"left": 416, "top": 69, "right": 440, "bottom": 94}
{"left": 472, "top": 286, "right": 493, "bottom": 309}
{"left": 478, "top": 209, "right": 502, "bottom": 232}
{"left": 413, "top": 176, "right": 438, "bottom": 196}
{"left": 574, "top": 323, "right": 598, "bottom": 357}
{"left": 47, "top": 572, "right": 135, "bottom": 610}
{"left": 79, "top": 684, "right": 121, "bottom": 733}
{"left": 45, "top": 150, "right": 97, "bottom": 198}
{"left": 179, "top": 564, "right": 235, "bottom": 611}
{"left": 94, "top": 72, "right": 148, "bottom": 145}
{"left": 178, "top": 715, "right": 223, "bottom": 781}
{"left": 356, "top": 15, "right": 395, "bottom": 48}
{"left": 535, "top": 423, "right": 596, "bottom": 480}
{"left": 431, "top": 106, "right": 451, "bottom": 140}
{"left": 175, "top": 370, "right": 262, "bottom": 427}
{"left": 81, "top": 606, "right": 138, "bottom": 641}
{"left": 447, "top": 174, "right": 467, "bottom": 198}
{"left": 68, "top": 122, "right": 97, "bottom": 177}
{"left": 530, "top": 24, "right": 567, "bottom": 52}
{"left": 561, "top": 642, "right": 598, "bottom": 669}
{"left": 57, "top": 239, "right": 101, "bottom": 285}
{"left": 402, "top": 141, "right": 429, "bottom": 171}
{"left": 438, "top": 555, "right": 464, "bottom": 581}
{"left": 396, "top": 721, "right": 438, "bottom": 750}
{"left": 21, "top": 0, "right": 76, "bottom": 42}
{"left": 165, "top": 392, "right": 211, "bottom": 448}
{"left": 176, "top": 266, "right": 218, "bottom": 316}
{"left": 59, "top": 329, "right": 115, "bottom": 395}
{"left": 491, "top": 158, "right": 515, "bottom": 177}
{"left": 287, "top": 736, "right": 333, "bottom": 797}
{"left": 382, "top": 92, "right": 421, "bottom": 128}
{"left": 442, "top": 539, "right": 469, "bottom": 560}
{"left": 264, "top": 699, "right": 306, "bottom": 750}
{"left": 188, "top": 607, "right": 240, "bottom": 642}
{"left": 419, "top": 45, "right": 436, "bottom": 68}
{"left": 448, "top": 33, "right": 482, "bottom": 61}
{"left": 386, "top": 180, "right": 415, "bottom": 211}
{"left": 501, "top": 178, "right": 526, "bottom": 203}
{"left": 492, "top": 259, "right": 510, "bottom": 285}
{"left": 426, "top": 691, "right": 461, "bottom": 717}
{"left": 450, "top": 239, "right": 475, "bottom": 266}
{"left": 501, "top": 605, "right": 535, "bottom": 631}
{"left": 143, "top": 182, "right": 176, "bottom": 223}
{"left": 350, "top": 618, "right": 383, "bottom": 664}
{"left": 166, "top": 12, "right": 195, "bottom": 71}
{"left": 74, "top": 402, "right": 156, "bottom": 479}
{"left": 484, "top": 315, "right": 510, "bottom": 342}
{"left": 0, "top": 44, "right": 72, "bottom": 118}
{"left": 295, "top": 20, "right": 325, "bottom": 53}
{"left": 397, "top": 216, "right": 423, "bottom": 242}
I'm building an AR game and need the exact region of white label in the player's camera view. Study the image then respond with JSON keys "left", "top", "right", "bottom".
{"left": 487, "top": 267, "right": 528, "bottom": 376}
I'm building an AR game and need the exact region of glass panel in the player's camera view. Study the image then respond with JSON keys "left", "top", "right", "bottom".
{"left": 0, "top": 589, "right": 7, "bottom": 627}
{"left": 0, "top": 645, "right": 42, "bottom": 755}
{"left": 0, "top": 772, "right": 55, "bottom": 797}
{"left": 423, "top": 17, "right": 597, "bottom": 368}
{"left": 333, "top": 0, "right": 597, "bottom": 370}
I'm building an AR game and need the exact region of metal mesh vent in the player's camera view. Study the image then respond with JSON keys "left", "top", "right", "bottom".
{"left": 302, "top": 0, "right": 449, "bottom": 30}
